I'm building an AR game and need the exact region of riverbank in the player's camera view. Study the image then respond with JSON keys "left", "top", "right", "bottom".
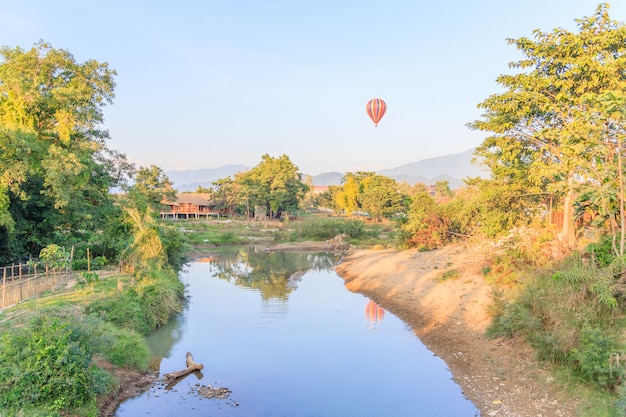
{"left": 335, "top": 243, "right": 579, "bottom": 417}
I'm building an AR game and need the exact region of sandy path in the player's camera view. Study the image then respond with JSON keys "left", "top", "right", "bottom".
{"left": 335, "top": 243, "right": 578, "bottom": 417}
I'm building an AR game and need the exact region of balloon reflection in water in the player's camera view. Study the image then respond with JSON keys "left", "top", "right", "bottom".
{"left": 365, "top": 300, "right": 385, "bottom": 324}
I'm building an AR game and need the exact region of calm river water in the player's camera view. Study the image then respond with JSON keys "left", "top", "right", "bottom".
{"left": 115, "top": 248, "right": 479, "bottom": 417}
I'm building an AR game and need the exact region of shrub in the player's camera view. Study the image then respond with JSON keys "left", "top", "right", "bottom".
{"left": 585, "top": 236, "right": 617, "bottom": 268}
{"left": 69, "top": 314, "right": 150, "bottom": 370}
{"left": 159, "top": 224, "right": 189, "bottom": 270}
{"left": 85, "top": 291, "right": 150, "bottom": 335}
{"left": 437, "top": 269, "right": 460, "bottom": 282}
{"left": 80, "top": 271, "right": 100, "bottom": 286}
{"left": 569, "top": 328, "right": 622, "bottom": 389}
{"left": 339, "top": 220, "right": 365, "bottom": 239}
{"left": 405, "top": 212, "right": 451, "bottom": 250}
{"left": 487, "top": 256, "right": 626, "bottom": 389}
{"left": 0, "top": 316, "right": 100, "bottom": 414}
{"left": 72, "top": 255, "right": 107, "bottom": 271}
{"left": 85, "top": 269, "right": 184, "bottom": 335}
{"left": 104, "top": 328, "right": 150, "bottom": 370}
{"left": 293, "top": 217, "right": 344, "bottom": 240}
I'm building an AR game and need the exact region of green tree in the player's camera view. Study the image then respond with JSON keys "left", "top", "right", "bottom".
{"left": 358, "top": 174, "right": 406, "bottom": 221}
{"left": 336, "top": 174, "right": 360, "bottom": 216}
{"left": 434, "top": 180, "right": 454, "bottom": 199}
{"left": 211, "top": 176, "right": 240, "bottom": 216}
{"left": 470, "top": 4, "right": 626, "bottom": 247}
{"left": 317, "top": 185, "right": 341, "bottom": 213}
{"left": 125, "top": 165, "right": 176, "bottom": 213}
{"left": 39, "top": 243, "right": 69, "bottom": 276}
{"left": 235, "top": 154, "right": 308, "bottom": 219}
{"left": 0, "top": 41, "right": 125, "bottom": 263}
{"left": 397, "top": 181, "right": 429, "bottom": 197}
{"left": 119, "top": 165, "right": 186, "bottom": 274}
{"left": 336, "top": 171, "right": 375, "bottom": 216}
{"left": 463, "top": 178, "right": 540, "bottom": 238}
{"left": 401, "top": 190, "right": 444, "bottom": 249}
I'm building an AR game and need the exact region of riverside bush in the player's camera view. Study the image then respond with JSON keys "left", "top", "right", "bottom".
{"left": 68, "top": 314, "right": 150, "bottom": 370}
{"left": 159, "top": 224, "right": 190, "bottom": 270}
{"left": 72, "top": 255, "right": 107, "bottom": 271}
{"left": 585, "top": 236, "right": 617, "bottom": 268}
{"left": 488, "top": 255, "right": 626, "bottom": 389}
{"left": 290, "top": 217, "right": 367, "bottom": 241}
{"left": 569, "top": 327, "right": 622, "bottom": 389}
{"left": 85, "top": 268, "right": 184, "bottom": 335}
{"left": 0, "top": 310, "right": 149, "bottom": 416}
{"left": 0, "top": 316, "right": 105, "bottom": 416}
{"left": 85, "top": 291, "right": 150, "bottom": 334}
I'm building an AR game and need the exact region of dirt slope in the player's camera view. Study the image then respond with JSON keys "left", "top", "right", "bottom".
{"left": 335, "top": 243, "right": 578, "bottom": 417}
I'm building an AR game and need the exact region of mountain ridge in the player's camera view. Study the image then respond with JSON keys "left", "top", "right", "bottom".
{"left": 166, "top": 148, "right": 489, "bottom": 192}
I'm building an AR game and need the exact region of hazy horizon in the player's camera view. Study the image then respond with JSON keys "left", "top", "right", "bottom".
{"left": 3, "top": 2, "right": 623, "bottom": 175}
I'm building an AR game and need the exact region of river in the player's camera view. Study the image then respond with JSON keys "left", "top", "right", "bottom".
{"left": 115, "top": 248, "right": 480, "bottom": 416}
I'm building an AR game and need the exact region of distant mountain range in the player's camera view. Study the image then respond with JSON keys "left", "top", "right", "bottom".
{"left": 166, "top": 148, "right": 490, "bottom": 192}
{"left": 166, "top": 164, "right": 248, "bottom": 192}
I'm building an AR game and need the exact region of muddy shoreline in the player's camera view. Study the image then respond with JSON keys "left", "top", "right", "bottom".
{"left": 335, "top": 243, "right": 578, "bottom": 417}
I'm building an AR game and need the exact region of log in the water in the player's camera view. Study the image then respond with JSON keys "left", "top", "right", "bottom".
{"left": 164, "top": 352, "right": 204, "bottom": 379}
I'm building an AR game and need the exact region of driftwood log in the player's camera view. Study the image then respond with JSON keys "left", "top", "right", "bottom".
{"left": 164, "top": 352, "right": 204, "bottom": 380}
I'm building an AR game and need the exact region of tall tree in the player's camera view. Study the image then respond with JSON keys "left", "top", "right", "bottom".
{"left": 235, "top": 154, "right": 308, "bottom": 219}
{"left": 317, "top": 185, "right": 342, "bottom": 214}
{"left": 434, "top": 180, "right": 454, "bottom": 199}
{"left": 211, "top": 176, "right": 240, "bottom": 216}
{"left": 0, "top": 41, "right": 123, "bottom": 262}
{"left": 336, "top": 173, "right": 361, "bottom": 216}
{"left": 336, "top": 171, "right": 375, "bottom": 216}
{"left": 358, "top": 174, "right": 405, "bottom": 221}
{"left": 576, "top": 92, "right": 626, "bottom": 255}
{"left": 125, "top": 165, "right": 176, "bottom": 213}
{"left": 470, "top": 4, "right": 626, "bottom": 247}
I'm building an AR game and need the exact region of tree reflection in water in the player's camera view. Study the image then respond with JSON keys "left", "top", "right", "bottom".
{"left": 145, "top": 249, "right": 341, "bottom": 371}
{"left": 207, "top": 247, "right": 342, "bottom": 300}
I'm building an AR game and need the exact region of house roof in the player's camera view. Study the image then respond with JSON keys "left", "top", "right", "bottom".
{"left": 163, "top": 193, "right": 213, "bottom": 206}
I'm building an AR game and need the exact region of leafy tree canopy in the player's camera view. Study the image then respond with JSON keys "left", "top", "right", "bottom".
{"left": 0, "top": 41, "right": 127, "bottom": 263}
{"left": 235, "top": 154, "right": 308, "bottom": 219}
{"left": 358, "top": 174, "right": 405, "bottom": 221}
{"left": 470, "top": 3, "right": 626, "bottom": 246}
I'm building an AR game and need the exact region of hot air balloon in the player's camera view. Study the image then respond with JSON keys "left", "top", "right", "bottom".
{"left": 366, "top": 98, "right": 387, "bottom": 127}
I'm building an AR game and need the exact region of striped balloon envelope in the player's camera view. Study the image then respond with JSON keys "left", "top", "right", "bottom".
{"left": 366, "top": 98, "right": 387, "bottom": 127}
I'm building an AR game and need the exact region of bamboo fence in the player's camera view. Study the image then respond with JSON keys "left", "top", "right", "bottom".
{"left": 0, "top": 262, "right": 71, "bottom": 310}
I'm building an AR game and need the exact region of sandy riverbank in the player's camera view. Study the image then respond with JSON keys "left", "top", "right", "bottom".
{"left": 335, "top": 243, "right": 578, "bottom": 417}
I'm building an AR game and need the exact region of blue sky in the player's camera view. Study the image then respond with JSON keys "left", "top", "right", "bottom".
{"left": 2, "top": 1, "right": 625, "bottom": 175}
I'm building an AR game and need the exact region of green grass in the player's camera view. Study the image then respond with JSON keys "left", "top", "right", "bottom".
{"left": 179, "top": 220, "right": 280, "bottom": 245}
{"left": 0, "top": 265, "right": 182, "bottom": 416}
{"left": 287, "top": 215, "right": 396, "bottom": 244}
{"left": 171, "top": 215, "right": 397, "bottom": 249}
{"left": 436, "top": 269, "right": 460, "bottom": 282}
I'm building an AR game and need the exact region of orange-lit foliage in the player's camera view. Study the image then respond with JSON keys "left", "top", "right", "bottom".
{"left": 406, "top": 212, "right": 452, "bottom": 250}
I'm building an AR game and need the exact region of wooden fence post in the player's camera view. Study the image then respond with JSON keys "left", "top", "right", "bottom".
{"left": 2, "top": 268, "right": 5, "bottom": 309}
